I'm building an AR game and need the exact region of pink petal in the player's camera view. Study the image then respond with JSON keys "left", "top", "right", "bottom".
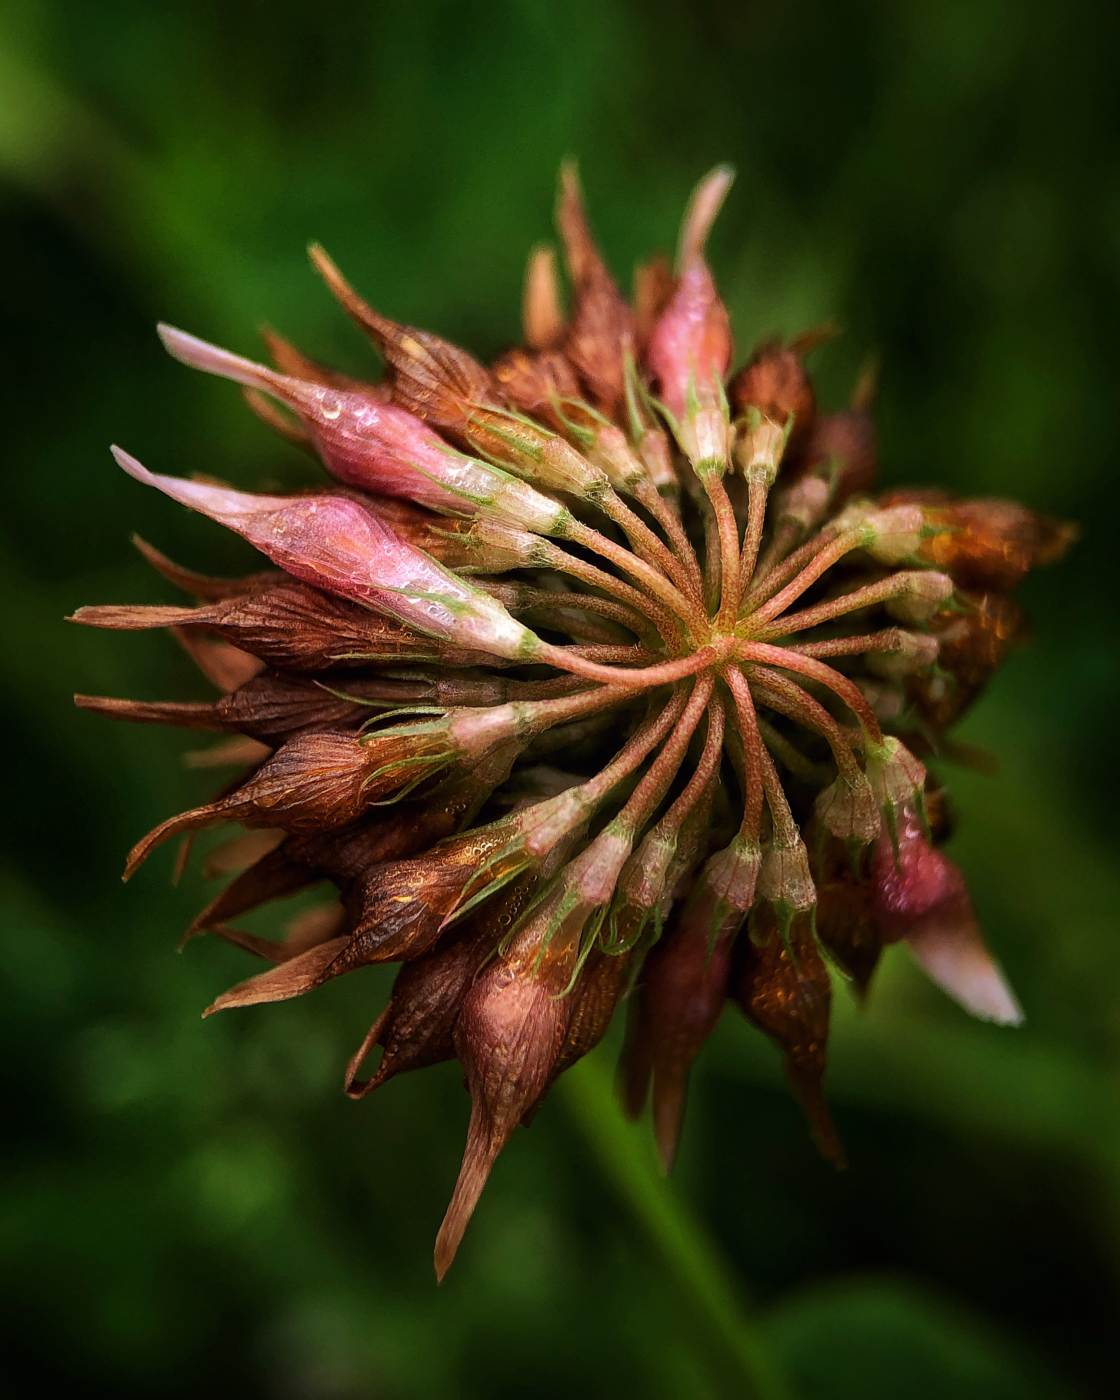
{"left": 112, "top": 448, "right": 537, "bottom": 660}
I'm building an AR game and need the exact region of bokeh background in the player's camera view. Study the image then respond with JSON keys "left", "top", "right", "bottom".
{"left": 3, "top": 2, "right": 1118, "bottom": 1396}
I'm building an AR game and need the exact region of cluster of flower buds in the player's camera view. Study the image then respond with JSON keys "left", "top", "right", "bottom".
{"left": 74, "top": 165, "right": 1074, "bottom": 1278}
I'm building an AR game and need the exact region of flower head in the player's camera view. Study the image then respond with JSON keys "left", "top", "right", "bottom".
{"left": 74, "top": 165, "right": 1072, "bottom": 1276}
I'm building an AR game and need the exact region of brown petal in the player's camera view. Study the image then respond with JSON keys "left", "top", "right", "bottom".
{"left": 521, "top": 244, "right": 566, "bottom": 349}
{"left": 131, "top": 534, "right": 281, "bottom": 600}
{"left": 910, "top": 592, "right": 1024, "bottom": 730}
{"left": 309, "top": 244, "right": 495, "bottom": 433}
{"left": 555, "top": 163, "right": 634, "bottom": 413}
{"left": 202, "top": 935, "right": 351, "bottom": 1015}
{"left": 435, "top": 918, "right": 576, "bottom": 1280}
{"left": 734, "top": 913, "right": 845, "bottom": 1168}
{"left": 124, "top": 731, "right": 390, "bottom": 879}
{"left": 490, "top": 346, "right": 580, "bottom": 428}
{"left": 344, "top": 869, "right": 543, "bottom": 1097}
{"left": 916, "top": 498, "right": 1076, "bottom": 591}
{"left": 620, "top": 871, "right": 743, "bottom": 1172}
{"left": 729, "top": 337, "right": 817, "bottom": 447}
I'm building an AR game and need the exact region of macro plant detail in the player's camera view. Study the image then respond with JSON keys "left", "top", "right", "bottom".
{"left": 73, "top": 165, "right": 1072, "bottom": 1279}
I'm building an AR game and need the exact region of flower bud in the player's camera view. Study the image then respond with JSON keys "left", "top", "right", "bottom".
{"left": 704, "top": 834, "right": 763, "bottom": 914}
{"left": 607, "top": 827, "right": 679, "bottom": 951}
{"left": 73, "top": 580, "right": 492, "bottom": 672}
{"left": 833, "top": 501, "right": 925, "bottom": 565}
{"left": 308, "top": 244, "right": 496, "bottom": 434}
{"left": 910, "top": 497, "right": 1076, "bottom": 592}
{"left": 864, "top": 736, "right": 926, "bottom": 841}
{"left": 758, "top": 833, "right": 817, "bottom": 928}
{"left": 189, "top": 749, "right": 518, "bottom": 936}
{"left": 125, "top": 721, "right": 478, "bottom": 879}
{"left": 870, "top": 805, "right": 1022, "bottom": 1024}
{"left": 337, "top": 816, "right": 530, "bottom": 964}
{"left": 76, "top": 671, "right": 418, "bottom": 747}
{"left": 619, "top": 842, "right": 749, "bottom": 1171}
{"left": 911, "top": 592, "right": 1023, "bottom": 729}
{"left": 490, "top": 346, "right": 580, "bottom": 426}
{"left": 113, "top": 449, "right": 544, "bottom": 662}
{"left": 556, "top": 164, "right": 635, "bottom": 414}
{"left": 732, "top": 408, "right": 790, "bottom": 485}
{"left": 865, "top": 629, "right": 940, "bottom": 679}
{"left": 883, "top": 570, "right": 955, "bottom": 624}
{"left": 435, "top": 885, "right": 583, "bottom": 1278}
{"left": 813, "top": 862, "right": 882, "bottom": 998}
{"left": 550, "top": 949, "right": 633, "bottom": 1080}
{"left": 813, "top": 772, "right": 881, "bottom": 844}
{"left": 646, "top": 167, "right": 734, "bottom": 466}
{"left": 159, "top": 325, "right": 573, "bottom": 534}
{"left": 730, "top": 335, "right": 817, "bottom": 441}
{"left": 734, "top": 910, "right": 845, "bottom": 1166}
{"left": 464, "top": 404, "right": 608, "bottom": 499}
{"left": 345, "top": 868, "right": 545, "bottom": 1097}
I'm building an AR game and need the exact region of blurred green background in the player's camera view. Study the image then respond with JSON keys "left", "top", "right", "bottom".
{"left": 3, "top": 1, "right": 1118, "bottom": 1396}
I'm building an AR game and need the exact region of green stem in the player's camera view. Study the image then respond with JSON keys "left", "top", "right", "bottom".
{"left": 560, "top": 1055, "right": 793, "bottom": 1400}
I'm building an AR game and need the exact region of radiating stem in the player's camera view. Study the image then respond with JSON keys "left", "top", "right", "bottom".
{"left": 540, "top": 642, "right": 723, "bottom": 689}
{"left": 581, "top": 689, "right": 690, "bottom": 805}
{"left": 700, "top": 468, "right": 742, "bottom": 628}
{"left": 568, "top": 518, "right": 702, "bottom": 633}
{"left": 601, "top": 487, "right": 703, "bottom": 606}
{"left": 793, "top": 628, "right": 909, "bottom": 659}
{"left": 539, "top": 539, "right": 682, "bottom": 645}
{"left": 503, "top": 585, "right": 653, "bottom": 641}
{"left": 748, "top": 669, "right": 861, "bottom": 778}
{"left": 615, "top": 673, "right": 714, "bottom": 831}
{"left": 756, "top": 740, "right": 799, "bottom": 846}
{"left": 742, "top": 527, "right": 840, "bottom": 613}
{"left": 657, "top": 693, "right": 726, "bottom": 836}
{"left": 747, "top": 529, "right": 863, "bottom": 628}
{"left": 738, "top": 475, "right": 770, "bottom": 596}
{"left": 634, "top": 478, "right": 705, "bottom": 598}
{"left": 722, "top": 666, "right": 765, "bottom": 837}
{"left": 758, "top": 571, "right": 926, "bottom": 638}
{"left": 737, "top": 641, "right": 882, "bottom": 742}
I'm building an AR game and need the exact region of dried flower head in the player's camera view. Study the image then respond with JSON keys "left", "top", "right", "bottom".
{"left": 74, "top": 165, "right": 1074, "bottom": 1279}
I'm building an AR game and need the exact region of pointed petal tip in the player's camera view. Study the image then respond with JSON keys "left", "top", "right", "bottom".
{"left": 306, "top": 241, "right": 336, "bottom": 279}
{"left": 905, "top": 916, "right": 1025, "bottom": 1027}
{"left": 111, "top": 444, "right": 152, "bottom": 484}
{"left": 157, "top": 324, "right": 275, "bottom": 394}
{"left": 680, "top": 166, "right": 735, "bottom": 265}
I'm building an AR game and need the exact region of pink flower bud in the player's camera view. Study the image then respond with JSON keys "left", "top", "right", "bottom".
{"left": 870, "top": 806, "right": 1022, "bottom": 1025}
{"left": 646, "top": 167, "right": 734, "bottom": 462}
{"left": 113, "top": 448, "right": 542, "bottom": 662}
{"left": 157, "top": 325, "right": 567, "bottom": 534}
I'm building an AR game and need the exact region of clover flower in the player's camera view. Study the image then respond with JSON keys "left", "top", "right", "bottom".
{"left": 73, "top": 165, "right": 1073, "bottom": 1278}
